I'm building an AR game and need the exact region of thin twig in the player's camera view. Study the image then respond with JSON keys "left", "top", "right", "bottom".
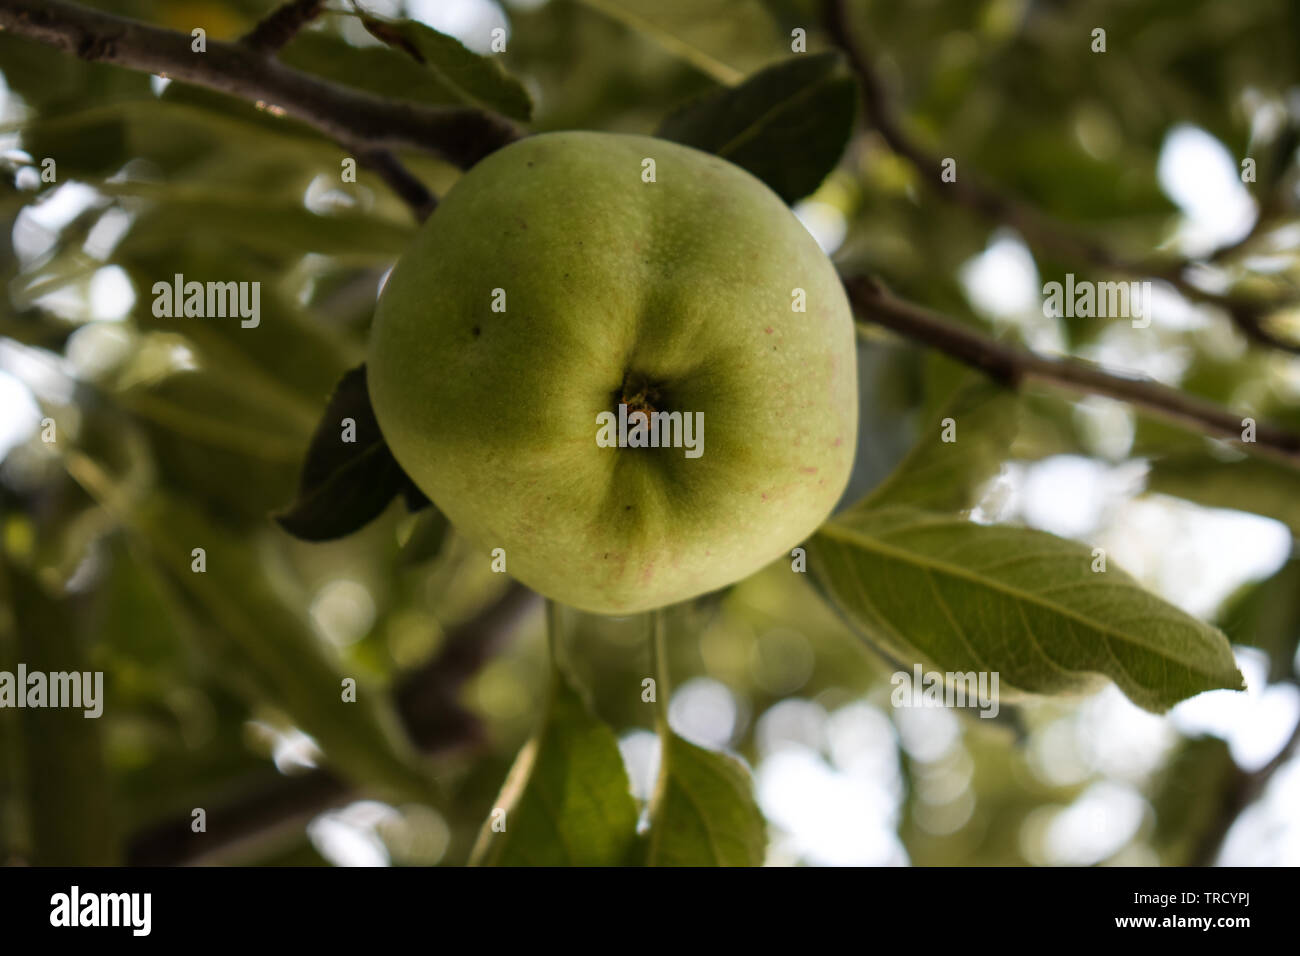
{"left": 353, "top": 145, "right": 438, "bottom": 221}
{"left": 846, "top": 275, "right": 1300, "bottom": 464}
{"left": 821, "top": 0, "right": 1300, "bottom": 355}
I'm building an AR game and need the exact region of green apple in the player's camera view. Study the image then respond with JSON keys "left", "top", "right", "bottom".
{"left": 368, "top": 131, "right": 857, "bottom": 614}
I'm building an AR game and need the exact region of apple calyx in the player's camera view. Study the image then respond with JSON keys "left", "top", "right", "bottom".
{"left": 615, "top": 371, "right": 665, "bottom": 420}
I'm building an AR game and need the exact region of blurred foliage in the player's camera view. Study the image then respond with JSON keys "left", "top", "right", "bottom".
{"left": 1, "top": 0, "right": 1298, "bottom": 867}
{"left": 470, "top": 611, "right": 640, "bottom": 866}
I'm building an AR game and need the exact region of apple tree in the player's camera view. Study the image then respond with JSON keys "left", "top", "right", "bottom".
{"left": 1, "top": 0, "right": 1298, "bottom": 867}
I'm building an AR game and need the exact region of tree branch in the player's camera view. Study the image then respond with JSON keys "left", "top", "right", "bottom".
{"left": 394, "top": 582, "right": 539, "bottom": 752}
{"left": 0, "top": 0, "right": 522, "bottom": 172}
{"left": 846, "top": 275, "right": 1300, "bottom": 464}
{"left": 242, "top": 0, "right": 325, "bottom": 54}
{"left": 821, "top": 0, "right": 1300, "bottom": 355}
{"left": 126, "top": 582, "right": 541, "bottom": 865}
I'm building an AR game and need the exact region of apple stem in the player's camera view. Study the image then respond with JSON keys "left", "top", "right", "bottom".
{"left": 544, "top": 599, "right": 565, "bottom": 670}
{"left": 649, "top": 609, "right": 670, "bottom": 732}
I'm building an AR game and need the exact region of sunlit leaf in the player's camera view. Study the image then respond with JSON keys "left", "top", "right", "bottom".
{"left": 576, "top": 0, "right": 780, "bottom": 82}
{"left": 860, "top": 377, "right": 1019, "bottom": 512}
{"left": 337, "top": 13, "right": 532, "bottom": 121}
{"left": 645, "top": 731, "right": 765, "bottom": 866}
{"left": 471, "top": 668, "right": 639, "bottom": 865}
{"left": 809, "top": 505, "right": 1244, "bottom": 713}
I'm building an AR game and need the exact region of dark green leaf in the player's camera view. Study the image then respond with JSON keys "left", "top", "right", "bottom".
{"left": 645, "top": 731, "right": 765, "bottom": 866}
{"left": 1218, "top": 558, "right": 1300, "bottom": 682}
{"left": 655, "top": 52, "right": 856, "bottom": 202}
{"left": 1264, "top": 119, "right": 1300, "bottom": 190}
{"left": 22, "top": 112, "right": 126, "bottom": 179}
{"left": 809, "top": 506, "right": 1245, "bottom": 713}
{"left": 471, "top": 669, "right": 639, "bottom": 865}
{"left": 276, "top": 365, "right": 430, "bottom": 542}
{"left": 1149, "top": 735, "right": 1238, "bottom": 865}
{"left": 1146, "top": 454, "right": 1300, "bottom": 536}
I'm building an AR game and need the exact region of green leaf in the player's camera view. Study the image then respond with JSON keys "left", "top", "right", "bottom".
{"left": 119, "top": 372, "right": 310, "bottom": 464}
{"left": 575, "top": 0, "right": 781, "bottom": 82}
{"left": 21, "top": 111, "right": 126, "bottom": 179}
{"left": 276, "top": 365, "right": 431, "bottom": 542}
{"left": 809, "top": 506, "right": 1245, "bottom": 713}
{"left": 11, "top": 98, "right": 331, "bottom": 184}
{"left": 2, "top": 562, "right": 119, "bottom": 864}
{"left": 655, "top": 52, "right": 856, "bottom": 203}
{"left": 645, "top": 731, "right": 766, "bottom": 866}
{"left": 861, "top": 377, "right": 1019, "bottom": 513}
{"left": 1218, "top": 558, "right": 1300, "bottom": 683}
{"left": 398, "top": 508, "right": 451, "bottom": 566}
{"left": 121, "top": 246, "right": 355, "bottom": 409}
{"left": 278, "top": 30, "right": 461, "bottom": 113}
{"left": 1146, "top": 454, "right": 1300, "bottom": 536}
{"left": 1149, "top": 735, "right": 1238, "bottom": 865}
{"left": 356, "top": 14, "right": 533, "bottom": 122}
{"left": 470, "top": 668, "right": 639, "bottom": 866}
{"left": 105, "top": 181, "right": 415, "bottom": 262}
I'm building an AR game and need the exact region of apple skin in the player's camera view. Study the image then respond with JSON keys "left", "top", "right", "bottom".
{"left": 368, "top": 131, "right": 857, "bottom": 614}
